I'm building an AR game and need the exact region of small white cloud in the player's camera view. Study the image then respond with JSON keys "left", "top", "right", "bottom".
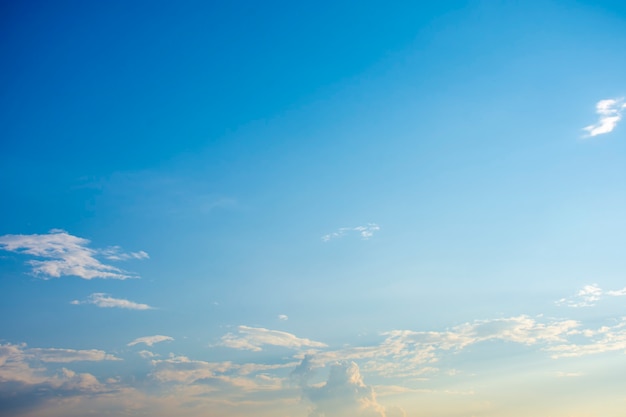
{"left": 219, "top": 326, "right": 327, "bottom": 351}
{"left": 583, "top": 98, "right": 626, "bottom": 137}
{"left": 72, "top": 293, "right": 154, "bottom": 310}
{"left": 556, "top": 284, "right": 626, "bottom": 307}
{"left": 128, "top": 335, "right": 174, "bottom": 347}
{"left": 0, "top": 230, "right": 147, "bottom": 280}
{"left": 278, "top": 314, "right": 289, "bottom": 321}
{"left": 322, "top": 223, "right": 380, "bottom": 242}
{"left": 138, "top": 350, "right": 158, "bottom": 359}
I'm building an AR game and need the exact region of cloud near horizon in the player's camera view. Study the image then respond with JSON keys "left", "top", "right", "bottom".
{"left": 71, "top": 293, "right": 154, "bottom": 310}
{"left": 0, "top": 229, "right": 147, "bottom": 280}
{"left": 583, "top": 97, "right": 626, "bottom": 137}
{"left": 297, "top": 359, "right": 404, "bottom": 417}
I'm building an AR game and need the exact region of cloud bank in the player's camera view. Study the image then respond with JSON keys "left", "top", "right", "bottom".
{"left": 71, "top": 293, "right": 154, "bottom": 310}
{"left": 0, "top": 229, "right": 147, "bottom": 279}
{"left": 583, "top": 97, "right": 626, "bottom": 137}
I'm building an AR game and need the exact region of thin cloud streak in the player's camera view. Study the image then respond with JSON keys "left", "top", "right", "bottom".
{"left": 71, "top": 293, "right": 154, "bottom": 310}
{"left": 0, "top": 229, "right": 147, "bottom": 280}
{"left": 583, "top": 97, "right": 626, "bottom": 137}
{"left": 322, "top": 223, "right": 381, "bottom": 242}
{"left": 128, "top": 335, "right": 174, "bottom": 347}
{"left": 219, "top": 326, "right": 327, "bottom": 351}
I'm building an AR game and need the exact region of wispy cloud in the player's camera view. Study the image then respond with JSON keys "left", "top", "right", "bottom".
{"left": 26, "top": 347, "right": 121, "bottom": 363}
{"left": 71, "top": 293, "right": 154, "bottom": 310}
{"left": 322, "top": 223, "right": 380, "bottom": 242}
{"left": 128, "top": 335, "right": 174, "bottom": 347}
{"left": 278, "top": 314, "right": 289, "bottom": 321}
{"left": 0, "top": 229, "right": 147, "bottom": 279}
{"left": 219, "top": 326, "right": 327, "bottom": 351}
{"left": 546, "top": 318, "right": 626, "bottom": 358}
{"left": 583, "top": 97, "right": 626, "bottom": 137}
{"left": 556, "top": 284, "right": 626, "bottom": 307}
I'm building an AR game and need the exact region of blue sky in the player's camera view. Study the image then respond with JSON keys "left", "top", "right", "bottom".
{"left": 1, "top": 1, "right": 626, "bottom": 416}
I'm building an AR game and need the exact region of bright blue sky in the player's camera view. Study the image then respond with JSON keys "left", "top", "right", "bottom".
{"left": 1, "top": 1, "right": 626, "bottom": 416}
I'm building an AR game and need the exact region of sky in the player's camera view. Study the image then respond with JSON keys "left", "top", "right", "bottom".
{"left": 1, "top": 1, "right": 625, "bottom": 416}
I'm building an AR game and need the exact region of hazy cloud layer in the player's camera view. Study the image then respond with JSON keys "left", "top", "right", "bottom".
{"left": 128, "top": 335, "right": 174, "bottom": 347}
{"left": 322, "top": 224, "right": 381, "bottom": 242}
{"left": 219, "top": 326, "right": 327, "bottom": 351}
{"left": 0, "top": 230, "right": 147, "bottom": 280}
{"left": 71, "top": 293, "right": 154, "bottom": 310}
{"left": 583, "top": 97, "right": 626, "bottom": 137}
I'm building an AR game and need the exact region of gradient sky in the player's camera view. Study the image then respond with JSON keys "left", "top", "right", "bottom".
{"left": 1, "top": 1, "right": 626, "bottom": 416}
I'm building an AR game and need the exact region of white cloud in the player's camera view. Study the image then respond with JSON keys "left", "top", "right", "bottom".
{"left": 298, "top": 360, "right": 390, "bottom": 417}
{"left": 546, "top": 318, "right": 626, "bottom": 358}
{"left": 128, "top": 335, "right": 174, "bottom": 347}
{"left": 278, "top": 314, "right": 289, "bottom": 321}
{"left": 556, "top": 284, "right": 626, "bottom": 307}
{"left": 219, "top": 326, "right": 327, "bottom": 352}
{"left": 311, "top": 315, "right": 580, "bottom": 379}
{"left": 0, "top": 229, "right": 147, "bottom": 280}
{"left": 72, "top": 293, "right": 154, "bottom": 310}
{"left": 322, "top": 223, "right": 380, "bottom": 242}
{"left": 583, "top": 97, "right": 626, "bottom": 137}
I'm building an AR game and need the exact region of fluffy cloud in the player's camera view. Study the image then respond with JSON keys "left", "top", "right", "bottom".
{"left": 71, "top": 293, "right": 154, "bottom": 310}
{"left": 0, "top": 343, "right": 114, "bottom": 387}
{"left": 128, "top": 335, "right": 174, "bottom": 347}
{"left": 0, "top": 343, "right": 113, "bottom": 415}
{"left": 583, "top": 97, "right": 626, "bottom": 137}
{"left": 0, "top": 229, "right": 147, "bottom": 280}
{"left": 298, "top": 360, "right": 397, "bottom": 417}
{"left": 322, "top": 224, "right": 380, "bottom": 242}
{"left": 556, "top": 284, "right": 626, "bottom": 307}
{"left": 219, "top": 326, "right": 327, "bottom": 351}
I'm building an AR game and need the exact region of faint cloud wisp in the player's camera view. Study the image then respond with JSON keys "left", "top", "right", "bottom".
{"left": 322, "top": 223, "right": 380, "bottom": 242}
{"left": 71, "top": 293, "right": 155, "bottom": 310}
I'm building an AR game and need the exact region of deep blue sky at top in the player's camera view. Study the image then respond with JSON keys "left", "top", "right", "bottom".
{"left": 2, "top": 1, "right": 466, "bottom": 170}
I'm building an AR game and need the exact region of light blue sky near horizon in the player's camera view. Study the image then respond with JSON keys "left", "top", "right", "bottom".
{"left": 1, "top": 1, "right": 626, "bottom": 416}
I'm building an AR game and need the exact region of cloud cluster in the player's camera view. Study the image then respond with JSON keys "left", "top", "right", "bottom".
{"left": 0, "top": 230, "right": 147, "bottom": 280}
{"left": 556, "top": 284, "right": 626, "bottom": 307}
{"left": 297, "top": 360, "right": 402, "bottom": 417}
{"left": 583, "top": 97, "right": 626, "bottom": 137}
{"left": 71, "top": 293, "right": 154, "bottom": 310}
{"left": 128, "top": 335, "right": 174, "bottom": 347}
{"left": 219, "top": 326, "right": 327, "bottom": 352}
{"left": 322, "top": 224, "right": 380, "bottom": 242}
